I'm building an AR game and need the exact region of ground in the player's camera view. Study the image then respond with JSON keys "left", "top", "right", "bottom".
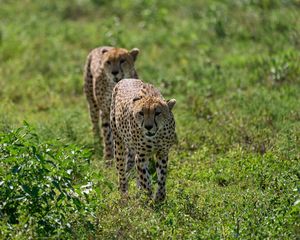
{"left": 0, "top": 0, "right": 299, "bottom": 239}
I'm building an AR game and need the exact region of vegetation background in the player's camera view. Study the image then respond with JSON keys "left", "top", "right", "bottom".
{"left": 0, "top": 0, "right": 299, "bottom": 239}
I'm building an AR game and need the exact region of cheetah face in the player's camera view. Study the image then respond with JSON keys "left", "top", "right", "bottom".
{"left": 133, "top": 97, "right": 176, "bottom": 138}
{"left": 101, "top": 48, "right": 139, "bottom": 83}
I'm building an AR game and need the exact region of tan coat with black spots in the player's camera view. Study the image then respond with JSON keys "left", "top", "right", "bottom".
{"left": 83, "top": 46, "right": 139, "bottom": 163}
{"left": 110, "top": 78, "right": 177, "bottom": 201}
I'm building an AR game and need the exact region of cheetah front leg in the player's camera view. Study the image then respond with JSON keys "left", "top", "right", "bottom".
{"left": 84, "top": 86, "right": 101, "bottom": 151}
{"left": 155, "top": 151, "right": 169, "bottom": 202}
{"left": 115, "top": 138, "right": 128, "bottom": 194}
{"left": 135, "top": 153, "right": 152, "bottom": 197}
{"left": 100, "top": 112, "right": 114, "bottom": 163}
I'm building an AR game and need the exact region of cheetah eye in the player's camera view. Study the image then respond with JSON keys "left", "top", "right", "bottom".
{"left": 120, "top": 59, "right": 126, "bottom": 64}
{"left": 138, "top": 111, "right": 144, "bottom": 116}
{"left": 155, "top": 111, "right": 161, "bottom": 116}
{"left": 107, "top": 61, "right": 111, "bottom": 65}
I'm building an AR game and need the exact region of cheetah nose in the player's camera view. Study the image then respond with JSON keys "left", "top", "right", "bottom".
{"left": 145, "top": 124, "right": 153, "bottom": 130}
{"left": 112, "top": 70, "right": 119, "bottom": 76}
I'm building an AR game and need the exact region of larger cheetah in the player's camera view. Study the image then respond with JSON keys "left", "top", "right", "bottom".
{"left": 110, "top": 78, "right": 177, "bottom": 201}
{"left": 84, "top": 46, "right": 139, "bottom": 162}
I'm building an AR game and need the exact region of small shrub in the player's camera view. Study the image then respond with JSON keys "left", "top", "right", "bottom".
{"left": 0, "top": 123, "right": 94, "bottom": 238}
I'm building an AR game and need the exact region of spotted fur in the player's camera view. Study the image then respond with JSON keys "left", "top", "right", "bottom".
{"left": 83, "top": 46, "right": 139, "bottom": 162}
{"left": 111, "top": 79, "right": 177, "bottom": 201}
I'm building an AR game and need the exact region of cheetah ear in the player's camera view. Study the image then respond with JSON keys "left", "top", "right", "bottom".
{"left": 167, "top": 99, "right": 176, "bottom": 110}
{"left": 102, "top": 48, "right": 109, "bottom": 54}
{"left": 130, "top": 48, "right": 139, "bottom": 62}
{"left": 133, "top": 96, "right": 142, "bottom": 102}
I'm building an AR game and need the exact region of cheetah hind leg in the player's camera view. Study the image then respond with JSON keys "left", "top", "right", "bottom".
{"left": 132, "top": 154, "right": 142, "bottom": 189}
{"left": 125, "top": 149, "right": 139, "bottom": 191}
{"left": 126, "top": 148, "right": 135, "bottom": 173}
{"left": 136, "top": 154, "right": 152, "bottom": 197}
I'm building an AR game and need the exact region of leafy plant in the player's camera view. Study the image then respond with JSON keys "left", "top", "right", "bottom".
{"left": 0, "top": 123, "right": 95, "bottom": 238}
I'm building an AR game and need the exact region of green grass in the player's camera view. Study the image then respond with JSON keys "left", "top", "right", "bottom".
{"left": 0, "top": 0, "right": 300, "bottom": 239}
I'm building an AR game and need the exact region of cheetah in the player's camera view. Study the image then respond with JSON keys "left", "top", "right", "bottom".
{"left": 110, "top": 78, "right": 177, "bottom": 201}
{"left": 83, "top": 46, "right": 139, "bottom": 162}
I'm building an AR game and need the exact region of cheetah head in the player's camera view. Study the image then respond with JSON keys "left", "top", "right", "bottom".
{"left": 132, "top": 96, "right": 176, "bottom": 138}
{"left": 101, "top": 47, "right": 139, "bottom": 82}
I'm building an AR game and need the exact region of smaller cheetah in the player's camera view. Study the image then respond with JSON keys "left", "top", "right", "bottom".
{"left": 83, "top": 46, "right": 139, "bottom": 162}
{"left": 111, "top": 79, "right": 177, "bottom": 201}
